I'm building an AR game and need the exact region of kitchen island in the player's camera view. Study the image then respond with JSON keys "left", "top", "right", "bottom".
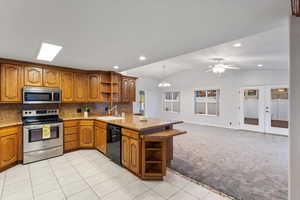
{"left": 63, "top": 114, "right": 186, "bottom": 180}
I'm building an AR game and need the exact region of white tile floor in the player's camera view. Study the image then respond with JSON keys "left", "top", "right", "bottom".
{"left": 0, "top": 150, "right": 232, "bottom": 200}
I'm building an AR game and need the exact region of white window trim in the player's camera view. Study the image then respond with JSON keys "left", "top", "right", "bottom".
{"left": 194, "top": 88, "right": 220, "bottom": 116}
{"left": 163, "top": 91, "right": 180, "bottom": 113}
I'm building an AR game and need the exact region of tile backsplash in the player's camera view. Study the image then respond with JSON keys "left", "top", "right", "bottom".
{"left": 0, "top": 104, "right": 22, "bottom": 123}
{"left": 59, "top": 102, "right": 133, "bottom": 118}
{"left": 0, "top": 102, "right": 133, "bottom": 123}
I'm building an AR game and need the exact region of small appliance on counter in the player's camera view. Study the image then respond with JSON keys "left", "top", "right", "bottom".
{"left": 22, "top": 109, "right": 63, "bottom": 164}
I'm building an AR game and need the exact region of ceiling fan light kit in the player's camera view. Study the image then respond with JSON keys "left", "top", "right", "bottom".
{"left": 207, "top": 58, "right": 239, "bottom": 75}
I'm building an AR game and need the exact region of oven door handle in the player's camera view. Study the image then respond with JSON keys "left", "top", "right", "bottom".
{"left": 24, "top": 123, "right": 63, "bottom": 130}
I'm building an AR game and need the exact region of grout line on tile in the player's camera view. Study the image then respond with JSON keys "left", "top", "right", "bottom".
{"left": 0, "top": 171, "right": 7, "bottom": 200}
{"left": 27, "top": 164, "right": 36, "bottom": 200}
{"left": 48, "top": 159, "right": 67, "bottom": 199}
{"left": 67, "top": 150, "right": 102, "bottom": 199}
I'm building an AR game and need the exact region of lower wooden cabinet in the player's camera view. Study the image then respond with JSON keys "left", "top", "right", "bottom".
{"left": 122, "top": 136, "right": 130, "bottom": 168}
{"left": 64, "top": 120, "right": 79, "bottom": 152}
{"left": 95, "top": 125, "right": 107, "bottom": 154}
{"left": 79, "top": 125, "right": 94, "bottom": 148}
{"left": 129, "top": 138, "right": 140, "bottom": 174}
{"left": 0, "top": 126, "right": 20, "bottom": 169}
{"left": 122, "top": 134, "right": 140, "bottom": 175}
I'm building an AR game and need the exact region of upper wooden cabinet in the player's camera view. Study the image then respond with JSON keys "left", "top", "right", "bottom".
{"left": 129, "top": 79, "right": 136, "bottom": 102}
{"left": 61, "top": 71, "right": 74, "bottom": 102}
{"left": 88, "top": 74, "right": 101, "bottom": 102}
{"left": 122, "top": 77, "right": 136, "bottom": 102}
{"left": 0, "top": 64, "right": 23, "bottom": 102}
{"left": 24, "top": 66, "right": 43, "bottom": 86}
{"left": 121, "top": 78, "right": 129, "bottom": 102}
{"left": 74, "top": 73, "right": 88, "bottom": 102}
{"left": 43, "top": 68, "right": 61, "bottom": 88}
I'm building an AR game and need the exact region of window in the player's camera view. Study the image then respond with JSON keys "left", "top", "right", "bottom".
{"left": 163, "top": 92, "right": 180, "bottom": 113}
{"left": 194, "top": 89, "right": 220, "bottom": 116}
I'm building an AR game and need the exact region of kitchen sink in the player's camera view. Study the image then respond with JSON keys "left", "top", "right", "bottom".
{"left": 97, "top": 116, "right": 124, "bottom": 120}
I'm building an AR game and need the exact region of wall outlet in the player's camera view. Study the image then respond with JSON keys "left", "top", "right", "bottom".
{"left": 229, "top": 122, "right": 232, "bottom": 126}
{"left": 77, "top": 108, "right": 82, "bottom": 113}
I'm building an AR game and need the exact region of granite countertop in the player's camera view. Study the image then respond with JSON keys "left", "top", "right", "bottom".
{"left": 61, "top": 114, "right": 179, "bottom": 131}
{"left": 0, "top": 121, "right": 23, "bottom": 128}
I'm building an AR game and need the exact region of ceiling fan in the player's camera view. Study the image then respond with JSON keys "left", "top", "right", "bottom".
{"left": 206, "top": 58, "right": 239, "bottom": 75}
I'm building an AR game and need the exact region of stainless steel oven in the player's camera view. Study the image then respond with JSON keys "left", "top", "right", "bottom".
{"left": 23, "top": 87, "right": 61, "bottom": 104}
{"left": 23, "top": 109, "right": 63, "bottom": 164}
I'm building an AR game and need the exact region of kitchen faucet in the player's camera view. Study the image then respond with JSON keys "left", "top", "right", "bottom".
{"left": 108, "top": 105, "right": 118, "bottom": 115}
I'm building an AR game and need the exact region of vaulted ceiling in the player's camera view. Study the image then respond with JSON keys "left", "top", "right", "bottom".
{"left": 0, "top": 0, "right": 289, "bottom": 71}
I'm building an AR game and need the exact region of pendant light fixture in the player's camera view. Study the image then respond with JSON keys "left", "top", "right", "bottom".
{"left": 158, "top": 65, "right": 171, "bottom": 87}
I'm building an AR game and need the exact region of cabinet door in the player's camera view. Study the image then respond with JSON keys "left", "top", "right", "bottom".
{"left": 61, "top": 71, "right": 74, "bottom": 102}
{"left": 129, "top": 138, "right": 140, "bottom": 174}
{"left": 0, "top": 134, "right": 18, "bottom": 168}
{"left": 74, "top": 73, "right": 88, "bottom": 102}
{"left": 122, "top": 136, "right": 130, "bottom": 168}
{"left": 0, "top": 64, "right": 23, "bottom": 102}
{"left": 43, "top": 68, "right": 61, "bottom": 88}
{"left": 88, "top": 74, "right": 101, "bottom": 102}
{"left": 121, "top": 78, "right": 129, "bottom": 102}
{"left": 24, "top": 66, "right": 43, "bottom": 86}
{"left": 129, "top": 79, "right": 136, "bottom": 102}
{"left": 95, "top": 126, "right": 107, "bottom": 154}
{"left": 79, "top": 126, "right": 94, "bottom": 147}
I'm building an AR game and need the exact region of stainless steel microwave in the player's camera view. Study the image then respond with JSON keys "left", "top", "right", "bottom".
{"left": 23, "top": 87, "right": 61, "bottom": 104}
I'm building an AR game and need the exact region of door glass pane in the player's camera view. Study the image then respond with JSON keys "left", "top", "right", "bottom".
{"left": 195, "top": 102, "right": 206, "bottom": 114}
{"left": 244, "top": 89, "right": 259, "bottom": 125}
{"left": 271, "top": 88, "right": 288, "bottom": 128}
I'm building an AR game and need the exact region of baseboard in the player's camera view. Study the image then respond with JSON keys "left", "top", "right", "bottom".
{"left": 182, "top": 120, "right": 239, "bottom": 130}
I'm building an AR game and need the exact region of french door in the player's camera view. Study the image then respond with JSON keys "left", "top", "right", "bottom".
{"left": 240, "top": 85, "right": 289, "bottom": 136}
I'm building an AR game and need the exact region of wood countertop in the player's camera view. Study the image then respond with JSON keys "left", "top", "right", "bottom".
{"left": 62, "top": 114, "right": 182, "bottom": 131}
{"left": 0, "top": 121, "right": 22, "bottom": 129}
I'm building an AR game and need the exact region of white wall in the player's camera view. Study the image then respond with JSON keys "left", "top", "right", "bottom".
{"left": 158, "top": 68, "right": 288, "bottom": 129}
{"left": 133, "top": 77, "right": 161, "bottom": 118}
{"left": 289, "top": 16, "right": 299, "bottom": 200}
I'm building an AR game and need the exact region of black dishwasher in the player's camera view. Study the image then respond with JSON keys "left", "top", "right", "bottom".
{"left": 107, "top": 124, "right": 122, "bottom": 166}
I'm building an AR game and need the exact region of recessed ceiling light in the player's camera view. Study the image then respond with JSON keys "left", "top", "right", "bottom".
{"left": 257, "top": 64, "right": 263, "bottom": 67}
{"left": 113, "top": 65, "right": 119, "bottom": 69}
{"left": 139, "top": 56, "right": 146, "bottom": 61}
{"left": 37, "top": 42, "right": 63, "bottom": 62}
{"left": 233, "top": 43, "right": 242, "bottom": 47}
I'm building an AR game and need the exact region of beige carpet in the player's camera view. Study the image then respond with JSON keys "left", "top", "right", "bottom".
{"left": 170, "top": 123, "right": 288, "bottom": 200}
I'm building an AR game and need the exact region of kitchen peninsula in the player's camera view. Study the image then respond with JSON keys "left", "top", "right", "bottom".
{"left": 63, "top": 114, "right": 186, "bottom": 180}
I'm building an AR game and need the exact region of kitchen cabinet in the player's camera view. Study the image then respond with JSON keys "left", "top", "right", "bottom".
{"left": 61, "top": 71, "right": 74, "bottom": 102}
{"left": 64, "top": 120, "right": 79, "bottom": 152}
{"left": 122, "top": 136, "right": 130, "bottom": 168}
{"left": 129, "top": 79, "right": 136, "bottom": 102}
{"left": 88, "top": 74, "right": 101, "bottom": 102}
{"left": 1, "top": 64, "right": 23, "bottom": 102}
{"left": 121, "top": 77, "right": 136, "bottom": 102}
{"left": 79, "top": 120, "right": 94, "bottom": 148}
{"left": 74, "top": 73, "right": 88, "bottom": 102}
{"left": 122, "top": 129, "right": 140, "bottom": 175}
{"left": 0, "top": 126, "right": 20, "bottom": 169}
{"left": 129, "top": 138, "right": 139, "bottom": 174}
{"left": 94, "top": 125, "right": 107, "bottom": 154}
{"left": 24, "top": 66, "right": 43, "bottom": 86}
{"left": 121, "top": 78, "right": 129, "bottom": 102}
{"left": 43, "top": 68, "right": 61, "bottom": 88}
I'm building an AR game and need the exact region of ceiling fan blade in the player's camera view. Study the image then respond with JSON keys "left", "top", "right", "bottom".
{"left": 206, "top": 69, "right": 213, "bottom": 72}
{"left": 208, "top": 65, "right": 213, "bottom": 68}
{"left": 224, "top": 66, "right": 240, "bottom": 69}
